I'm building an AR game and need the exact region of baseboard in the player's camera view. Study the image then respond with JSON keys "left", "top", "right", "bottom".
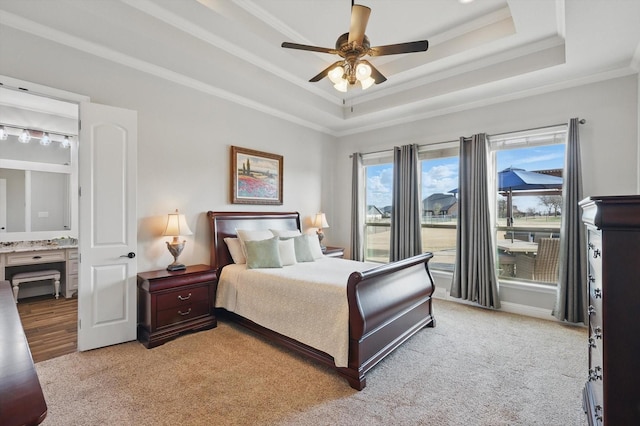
{"left": 433, "top": 287, "right": 558, "bottom": 322}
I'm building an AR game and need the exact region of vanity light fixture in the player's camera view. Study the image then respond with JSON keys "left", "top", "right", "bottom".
{"left": 39, "top": 132, "right": 52, "bottom": 146}
{"left": 0, "top": 123, "right": 76, "bottom": 148}
{"left": 60, "top": 135, "right": 71, "bottom": 149}
{"left": 18, "top": 129, "right": 31, "bottom": 144}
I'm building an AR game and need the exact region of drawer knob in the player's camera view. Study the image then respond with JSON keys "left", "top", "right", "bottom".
{"left": 588, "top": 366, "right": 602, "bottom": 381}
{"left": 178, "top": 308, "right": 192, "bottom": 316}
{"left": 594, "top": 326, "right": 602, "bottom": 339}
{"left": 593, "top": 288, "right": 602, "bottom": 299}
{"left": 177, "top": 293, "right": 192, "bottom": 301}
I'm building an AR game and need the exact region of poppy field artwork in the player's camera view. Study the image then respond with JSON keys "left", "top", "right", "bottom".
{"left": 231, "top": 146, "right": 283, "bottom": 205}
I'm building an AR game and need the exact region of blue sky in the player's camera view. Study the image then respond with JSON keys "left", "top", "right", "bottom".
{"left": 366, "top": 144, "right": 565, "bottom": 210}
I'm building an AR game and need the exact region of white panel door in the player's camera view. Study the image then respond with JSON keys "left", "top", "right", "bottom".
{"left": 78, "top": 102, "right": 137, "bottom": 351}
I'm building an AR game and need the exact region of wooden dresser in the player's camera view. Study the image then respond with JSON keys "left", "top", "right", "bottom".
{"left": 0, "top": 281, "right": 47, "bottom": 425}
{"left": 580, "top": 195, "right": 640, "bottom": 425}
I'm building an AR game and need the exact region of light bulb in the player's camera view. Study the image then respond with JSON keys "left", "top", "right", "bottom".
{"left": 328, "top": 66, "right": 345, "bottom": 84}
{"left": 0, "top": 125, "right": 8, "bottom": 140}
{"left": 360, "top": 76, "right": 375, "bottom": 90}
{"left": 19, "top": 129, "right": 31, "bottom": 144}
{"left": 40, "top": 132, "right": 52, "bottom": 146}
{"left": 333, "top": 79, "right": 348, "bottom": 93}
{"left": 355, "top": 63, "right": 372, "bottom": 81}
{"left": 61, "top": 135, "right": 71, "bottom": 148}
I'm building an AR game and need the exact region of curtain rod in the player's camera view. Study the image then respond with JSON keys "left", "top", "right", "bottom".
{"left": 349, "top": 119, "right": 586, "bottom": 158}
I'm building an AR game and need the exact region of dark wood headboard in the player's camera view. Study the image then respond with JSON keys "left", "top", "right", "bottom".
{"left": 207, "top": 211, "right": 301, "bottom": 270}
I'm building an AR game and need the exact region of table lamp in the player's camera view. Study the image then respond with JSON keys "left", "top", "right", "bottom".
{"left": 312, "top": 212, "right": 330, "bottom": 250}
{"left": 163, "top": 209, "right": 193, "bottom": 271}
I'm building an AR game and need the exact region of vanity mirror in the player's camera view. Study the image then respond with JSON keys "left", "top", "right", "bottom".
{"left": 0, "top": 87, "right": 79, "bottom": 241}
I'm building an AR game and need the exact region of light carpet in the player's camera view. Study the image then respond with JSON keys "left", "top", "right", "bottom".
{"left": 35, "top": 299, "right": 588, "bottom": 425}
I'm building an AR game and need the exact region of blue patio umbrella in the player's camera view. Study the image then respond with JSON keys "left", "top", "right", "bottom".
{"left": 449, "top": 167, "right": 563, "bottom": 225}
{"left": 498, "top": 167, "right": 563, "bottom": 226}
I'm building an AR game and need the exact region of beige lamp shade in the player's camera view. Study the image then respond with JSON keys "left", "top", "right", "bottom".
{"left": 312, "top": 212, "right": 329, "bottom": 229}
{"left": 163, "top": 209, "right": 193, "bottom": 237}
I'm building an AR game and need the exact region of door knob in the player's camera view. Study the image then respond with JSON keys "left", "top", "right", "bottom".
{"left": 120, "top": 252, "right": 136, "bottom": 259}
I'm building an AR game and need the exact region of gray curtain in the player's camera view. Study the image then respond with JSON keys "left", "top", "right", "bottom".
{"left": 553, "top": 118, "right": 587, "bottom": 323}
{"left": 350, "top": 153, "right": 365, "bottom": 261}
{"left": 390, "top": 144, "right": 422, "bottom": 261}
{"left": 451, "top": 134, "right": 500, "bottom": 308}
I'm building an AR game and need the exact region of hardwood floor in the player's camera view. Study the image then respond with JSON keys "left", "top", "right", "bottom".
{"left": 17, "top": 295, "right": 77, "bottom": 363}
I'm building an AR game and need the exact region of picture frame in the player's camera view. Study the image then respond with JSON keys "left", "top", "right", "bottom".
{"left": 231, "top": 146, "right": 283, "bottom": 205}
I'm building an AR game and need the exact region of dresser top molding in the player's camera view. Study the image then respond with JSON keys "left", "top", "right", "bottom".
{"left": 580, "top": 195, "right": 640, "bottom": 230}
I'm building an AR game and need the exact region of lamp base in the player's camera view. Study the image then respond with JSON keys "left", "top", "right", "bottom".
{"left": 167, "top": 263, "right": 186, "bottom": 271}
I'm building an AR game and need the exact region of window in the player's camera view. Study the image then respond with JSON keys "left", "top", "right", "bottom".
{"left": 419, "top": 144, "right": 459, "bottom": 271}
{"left": 364, "top": 161, "right": 393, "bottom": 262}
{"left": 490, "top": 127, "right": 567, "bottom": 284}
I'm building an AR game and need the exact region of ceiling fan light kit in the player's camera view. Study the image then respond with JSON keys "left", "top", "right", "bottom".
{"left": 281, "top": 3, "right": 429, "bottom": 93}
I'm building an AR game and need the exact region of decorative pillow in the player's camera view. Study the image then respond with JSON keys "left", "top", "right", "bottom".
{"left": 236, "top": 229, "right": 274, "bottom": 256}
{"left": 244, "top": 236, "right": 282, "bottom": 269}
{"left": 307, "top": 234, "right": 324, "bottom": 259}
{"left": 278, "top": 238, "right": 297, "bottom": 266}
{"left": 270, "top": 228, "right": 302, "bottom": 238}
{"left": 292, "top": 235, "right": 315, "bottom": 263}
{"left": 223, "top": 237, "right": 246, "bottom": 264}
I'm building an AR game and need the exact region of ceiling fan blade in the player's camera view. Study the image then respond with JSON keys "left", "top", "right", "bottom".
{"left": 360, "top": 60, "right": 387, "bottom": 84}
{"left": 281, "top": 42, "right": 337, "bottom": 54}
{"left": 369, "top": 40, "right": 429, "bottom": 56}
{"left": 347, "top": 4, "right": 371, "bottom": 45}
{"left": 309, "top": 61, "right": 344, "bottom": 82}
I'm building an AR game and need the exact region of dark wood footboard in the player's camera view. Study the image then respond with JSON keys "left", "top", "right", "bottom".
{"left": 341, "top": 252, "right": 435, "bottom": 390}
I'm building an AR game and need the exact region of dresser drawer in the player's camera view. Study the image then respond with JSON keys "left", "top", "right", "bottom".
{"left": 156, "top": 285, "right": 209, "bottom": 311}
{"left": 156, "top": 300, "right": 210, "bottom": 328}
{"left": 6, "top": 250, "right": 66, "bottom": 266}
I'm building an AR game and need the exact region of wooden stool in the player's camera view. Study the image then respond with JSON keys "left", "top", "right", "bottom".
{"left": 11, "top": 270, "right": 61, "bottom": 303}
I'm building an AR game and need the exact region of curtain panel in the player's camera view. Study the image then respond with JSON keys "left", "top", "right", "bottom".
{"left": 390, "top": 144, "right": 422, "bottom": 261}
{"left": 451, "top": 134, "right": 500, "bottom": 308}
{"left": 350, "top": 153, "right": 365, "bottom": 261}
{"left": 553, "top": 118, "right": 587, "bottom": 323}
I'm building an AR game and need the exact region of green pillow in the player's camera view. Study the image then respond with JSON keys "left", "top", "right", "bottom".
{"left": 244, "top": 236, "right": 283, "bottom": 269}
{"left": 292, "top": 235, "right": 315, "bottom": 263}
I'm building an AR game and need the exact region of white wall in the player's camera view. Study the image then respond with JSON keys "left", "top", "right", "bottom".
{"left": 0, "top": 27, "right": 335, "bottom": 273}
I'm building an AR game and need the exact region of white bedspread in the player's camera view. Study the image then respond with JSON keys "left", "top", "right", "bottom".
{"left": 216, "top": 257, "right": 376, "bottom": 367}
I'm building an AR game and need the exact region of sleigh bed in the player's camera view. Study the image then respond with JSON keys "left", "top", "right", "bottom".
{"left": 207, "top": 211, "right": 435, "bottom": 390}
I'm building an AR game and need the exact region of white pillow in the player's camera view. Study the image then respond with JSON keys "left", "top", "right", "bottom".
{"left": 307, "top": 234, "right": 324, "bottom": 259}
{"left": 224, "top": 237, "right": 246, "bottom": 264}
{"left": 278, "top": 238, "right": 297, "bottom": 266}
{"left": 270, "top": 228, "right": 302, "bottom": 238}
{"left": 236, "top": 229, "right": 275, "bottom": 256}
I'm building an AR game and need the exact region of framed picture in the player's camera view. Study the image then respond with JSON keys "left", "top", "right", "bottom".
{"left": 231, "top": 146, "right": 283, "bottom": 205}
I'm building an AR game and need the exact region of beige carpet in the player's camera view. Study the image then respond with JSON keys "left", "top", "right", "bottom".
{"left": 35, "top": 299, "right": 588, "bottom": 425}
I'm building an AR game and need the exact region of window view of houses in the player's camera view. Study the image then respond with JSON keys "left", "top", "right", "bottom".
{"left": 364, "top": 142, "right": 565, "bottom": 284}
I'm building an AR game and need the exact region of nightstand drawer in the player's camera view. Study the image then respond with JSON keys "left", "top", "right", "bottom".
{"left": 156, "top": 285, "right": 209, "bottom": 311}
{"left": 156, "top": 300, "right": 210, "bottom": 328}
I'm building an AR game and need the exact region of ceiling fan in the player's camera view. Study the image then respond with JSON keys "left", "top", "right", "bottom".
{"left": 281, "top": 1, "right": 429, "bottom": 92}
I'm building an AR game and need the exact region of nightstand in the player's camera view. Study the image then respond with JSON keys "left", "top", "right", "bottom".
{"left": 137, "top": 264, "right": 217, "bottom": 348}
{"left": 323, "top": 246, "right": 345, "bottom": 258}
